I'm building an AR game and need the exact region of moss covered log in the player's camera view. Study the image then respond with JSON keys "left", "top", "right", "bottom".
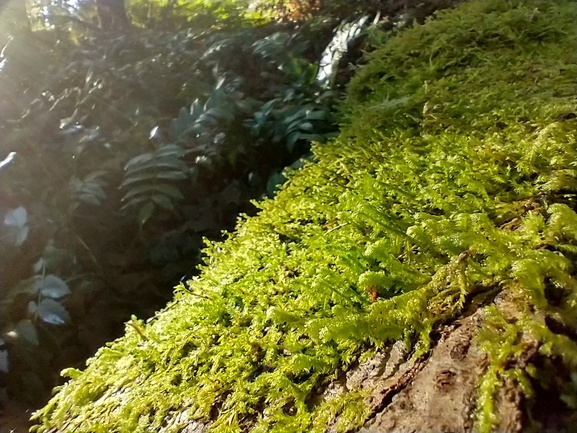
{"left": 32, "top": 0, "right": 577, "bottom": 432}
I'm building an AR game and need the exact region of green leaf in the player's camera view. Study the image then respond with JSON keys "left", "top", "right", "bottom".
{"left": 297, "top": 133, "right": 325, "bottom": 143}
{"left": 287, "top": 132, "right": 302, "bottom": 152}
{"left": 13, "top": 320, "right": 39, "bottom": 345}
{"left": 197, "top": 113, "right": 219, "bottom": 127}
{"left": 266, "top": 171, "right": 288, "bottom": 197}
{"left": 11, "top": 276, "right": 43, "bottom": 297}
{"left": 121, "top": 195, "right": 151, "bottom": 211}
{"left": 78, "top": 193, "right": 103, "bottom": 206}
{"left": 283, "top": 109, "right": 306, "bottom": 126}
{"left": 205, "top": 106, "right": 235, "bottom": 121}
{"left": 124, "top": 153, "right": 154, "bottom": 171}
{"left": 124, "top": 158, "right": 188, "bottom": 177}
{"left": 170, "top": 107, "right": 194, "bottom": 138}
{"left": 34, "top": 299, "right": 71, "bottom": 325}
{"left": 4, "top": 206, "right": 27, "bottom": 228}
{"left": 153, "top": 183, "right": 184, "bottom": 200}
{"left": 155, "top": 144, "right": 185, "bottom": 158}
{"left": 81, "top": 183, "right": 107, "bottom": 198}
{"left": 10, "top": 226, "right": 29, "bottom": 246}
{"left": 40, "top": 275, "right": 71, "bottom": 299}
{"left": 120, "top": 170, "right": 188, "bottom": 188}
{"left": 138, "top": 202, "right": 156, "bottom": 227}
{"left": 0, "top": 339, "right": 8, "bottom": 373}
{"left": 304, "top": 109, "right": 329, "bottom": 121}
{"left": 122, "top": 184, "right": 156, "bottom": 202}
{"left": 123, "top": 181, "right": 185, "bottom": 203}
{"left": 151, "top": 194, "right": 175, "bottom": 210}
{"left": 4, "top": 207, "right": 29, "bottom": 245}
{"left": 297, "top": 121, "right": 314, "bottom": 132}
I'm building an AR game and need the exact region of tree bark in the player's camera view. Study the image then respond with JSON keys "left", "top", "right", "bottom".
{"left": 95, "top": 0, "right": 130, "bottom": 31}
{"left": 166, "top": 292, "right": 574, "bottom": 433}
{"left": 0, "top": 0, "right": 31, "bottom": 36}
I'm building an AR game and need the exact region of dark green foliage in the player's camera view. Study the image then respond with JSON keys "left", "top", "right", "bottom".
{"left": 0, "top": 2, "right": 340, "bottom": 404}
{"left": 30, "top": 0, "right": 577, "bottom": 432}
{"left": 126, "top": 0, "right": 265, "bottom": 30}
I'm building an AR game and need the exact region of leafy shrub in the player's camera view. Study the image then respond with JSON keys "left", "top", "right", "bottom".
{"left": 31, "top": 1, "right": 577, "bottom": 432}
{"left": 0, "top": 1, "right": 342, "bottom": 404}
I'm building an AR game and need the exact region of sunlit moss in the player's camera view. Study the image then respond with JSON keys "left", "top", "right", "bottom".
{"left": 32, "top": 1, "right": 577, "bottom": 432}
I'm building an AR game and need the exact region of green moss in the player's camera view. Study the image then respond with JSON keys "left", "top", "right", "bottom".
{"left": 33, "top": 1, "right": 577, "bottom": 432}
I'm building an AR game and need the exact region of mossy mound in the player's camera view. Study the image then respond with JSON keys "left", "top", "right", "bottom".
{"left": 33, "top": 1, "right": 577, "bottom": 432}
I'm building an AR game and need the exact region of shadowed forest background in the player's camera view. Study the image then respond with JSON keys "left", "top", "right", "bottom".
{"left": 0, "top": 0, "right": 460, "bottom": 424}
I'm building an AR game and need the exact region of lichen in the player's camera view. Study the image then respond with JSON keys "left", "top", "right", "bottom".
{"left": 32, "top": 1, "right": 577, "bottom": 432}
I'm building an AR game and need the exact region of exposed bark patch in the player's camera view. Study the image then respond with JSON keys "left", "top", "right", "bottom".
{"left": 494, "top": 377, "right": 524, "bottom": 433}
{"left": 357, "top": 310, "right": 488, "bottom": 433}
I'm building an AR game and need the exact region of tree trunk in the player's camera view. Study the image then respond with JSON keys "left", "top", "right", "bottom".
{"left": 95, "top": 0, "right": 130, "bottom": 31}
{"left": 0, "top": 0, "right": 31, "bottom": 37}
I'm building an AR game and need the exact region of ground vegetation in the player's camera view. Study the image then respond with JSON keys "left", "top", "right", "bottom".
{"left": 0, "top": 0, "right": 456, "bottom": 420}
{"left": 29, "top": 0, "right": 577, "bottom": 432}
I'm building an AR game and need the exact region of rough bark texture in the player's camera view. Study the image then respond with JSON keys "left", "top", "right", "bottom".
{"left": 163, "top": 292, "right": 571, "bottom": 433}
{"left": 338, "top": 291, "right": 572, "bottom": 433}
{"left": 356, "top": 299, "right": 523, "bottom": 432}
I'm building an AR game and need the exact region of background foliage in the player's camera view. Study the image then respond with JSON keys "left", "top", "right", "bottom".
{"left": 0, "top": 0, "right": 463, "bottom": 416}
{"left": 1, "top": 0, "right": 425, "bottom": 408}
{"left": 30, "top": 1, "right": 577, "bottom": 432}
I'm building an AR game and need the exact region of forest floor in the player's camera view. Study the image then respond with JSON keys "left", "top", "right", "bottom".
{"left": 0, "top": 401, "right": 33, "bottom": 433}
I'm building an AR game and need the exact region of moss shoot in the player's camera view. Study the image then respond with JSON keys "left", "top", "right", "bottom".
{"left": 33, "top": 1, "right": 577, "bottom": 432}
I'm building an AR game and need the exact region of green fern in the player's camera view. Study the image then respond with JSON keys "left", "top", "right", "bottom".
{"left": 120, "top": 143, "right": 188, "bottom": 226}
